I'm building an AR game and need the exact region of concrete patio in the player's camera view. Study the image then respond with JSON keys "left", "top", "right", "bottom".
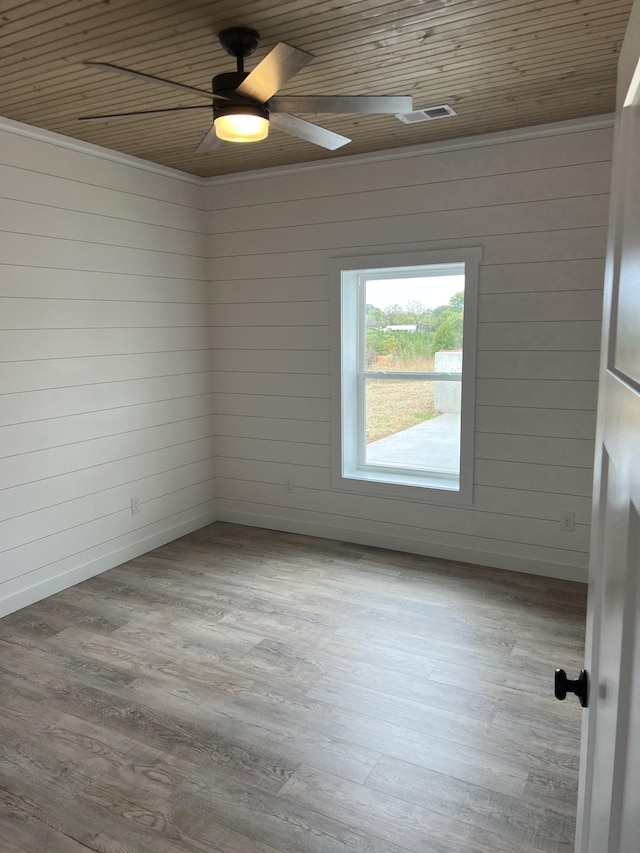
{"left": 366, "top": 412, "right": 461, "bottom": 474}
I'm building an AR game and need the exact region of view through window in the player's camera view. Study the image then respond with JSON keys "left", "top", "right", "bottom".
{"left": 359, "top": 264, "right": 464, "bottom": 483}
{"left": 362, "top": 266, "right": 465, "bottom": 482}
{"left": 332, "top": 250, "right": 480, "bottom": 502}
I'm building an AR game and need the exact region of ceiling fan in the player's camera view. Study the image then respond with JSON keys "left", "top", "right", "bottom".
{"left": 80, "top": 27, "right": 413, "bottom": 153}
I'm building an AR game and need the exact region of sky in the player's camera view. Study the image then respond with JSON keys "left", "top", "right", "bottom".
{"left": 365, "top": 276, "right": 465, "bottom": 311}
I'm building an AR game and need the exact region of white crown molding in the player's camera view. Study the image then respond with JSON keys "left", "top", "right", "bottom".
{"left": 0, "top": 112, "right": 614, "bottom": 188}
{"left": 0, "top": 114, "right": 203, "bottom": 185}
{"left": 203, "top": 113, "right": 615, "bottom": 186}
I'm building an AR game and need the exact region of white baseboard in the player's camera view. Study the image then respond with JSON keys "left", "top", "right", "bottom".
{"left": 1, "top": 505, "right": 587, "bottom": 619}
{"left": 0, "top": 511, "right": 217, "bottom": 617}
{"left": 215, "top": 509, "right": 589, "bottom": 584}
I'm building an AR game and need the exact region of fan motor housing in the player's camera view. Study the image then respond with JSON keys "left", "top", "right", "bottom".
{"left": 212, "top": 71, "right": 249, "bottom": 97}
{"left": 212, "top": 71, "right": 267, "bottom": 117}
{"left": 212, "top": 71, "right": 265, "bottom": 103}
{"left": 213, "top": 102, "right": 269, "bottom": 123}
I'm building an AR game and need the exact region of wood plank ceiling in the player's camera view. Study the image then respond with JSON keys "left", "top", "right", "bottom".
{"left": 0, "top": 0, "right": 633, "bottom": 177}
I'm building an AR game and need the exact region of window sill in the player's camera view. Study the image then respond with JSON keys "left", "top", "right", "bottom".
{"left": 334, "top": 468, "right": 473, "bottom": 506}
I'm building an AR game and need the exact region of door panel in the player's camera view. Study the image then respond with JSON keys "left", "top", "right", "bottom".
{"left": 576, "top": 17, "right": 640, "bottom": 849}
{"left": 612, "top": 106, "right": 640, "bottom": 386}
{"left": 617, "top": 503, "right": 640, "bottom": 852}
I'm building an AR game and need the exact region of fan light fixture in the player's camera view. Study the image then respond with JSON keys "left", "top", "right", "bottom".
{"left": 80, "top": 27, "right": 414, "bottom": 154}
{"left": 214, "top": 103, "right": 269, "bottom": 142}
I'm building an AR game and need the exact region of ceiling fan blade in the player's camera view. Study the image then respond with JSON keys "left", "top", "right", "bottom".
{"left": 195, "top": 124, "right": 223, "bottom": 154}
{"left": 270, "top": 95, "right": 413, "bottom": 115}
{"left": 270, "top": 113, "right": 350, "bottom": 151}
{"left": 236, "top": 43, "right": 313, "bottom": 102}
{"left": 83, "top": 61, "right": 225, "bottom": 102}
{"left": 79, "top": 105, "right": 213, "bottom": 122}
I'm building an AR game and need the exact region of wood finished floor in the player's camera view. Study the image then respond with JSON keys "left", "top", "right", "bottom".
{"left": 0, "top": 523, "right": 587, "bottom": 853}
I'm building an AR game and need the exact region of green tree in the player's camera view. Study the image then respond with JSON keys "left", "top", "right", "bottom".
{"left": 431, "top": 317, "right": 456, "bottom": 353}
{"left": 449, "top": 291, "right": 464, "bottom": 310}
{"left": 365, "top": 304, "right": 386, "bottom": 329}
{"left": 405, "top": 300, "right": 432, "bottom": 332}
{"left": 384, "top": 304, "right": 403, "bottom": 326}
{"left": 431, "top": 308, "right": 463, "bottom": 354}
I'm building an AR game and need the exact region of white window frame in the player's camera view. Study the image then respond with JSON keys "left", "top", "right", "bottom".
{"left": 329, "top": 248, "right": 481, "bottom": 505}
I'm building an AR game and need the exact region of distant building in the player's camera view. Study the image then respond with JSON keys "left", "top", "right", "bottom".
{"left": 383, "top": 324, "right": 417, "bottom": 332}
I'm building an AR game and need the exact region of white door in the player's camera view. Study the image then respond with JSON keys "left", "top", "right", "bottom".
{"left": 575, "top": 3, "right": 640, "bottom": 851}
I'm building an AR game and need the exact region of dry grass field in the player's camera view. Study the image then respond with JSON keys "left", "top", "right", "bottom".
{"left": 365, "top": 381, "right": 437, "bottom": 442}
{"left": 365, "top": 355, "right": 437, "bottom": 442}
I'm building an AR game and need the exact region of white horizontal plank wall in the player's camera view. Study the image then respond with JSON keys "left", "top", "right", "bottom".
{"left": 206, "top": 122, "right": 613, "bottom": 582}
{"left": 0, "top": 122, "right": 214, "bottom": 616}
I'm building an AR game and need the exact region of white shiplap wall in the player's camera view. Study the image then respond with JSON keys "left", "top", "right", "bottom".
{"left": 206, "top": 123, "right": 612, "bottom": 582}
{"left": 0, "top": 117, "right": 613, "bottom": 615}
{"left": 0, "top": 122, "right": 214, "bottom": 615}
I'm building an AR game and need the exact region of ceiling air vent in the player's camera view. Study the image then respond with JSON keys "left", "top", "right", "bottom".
{"left": 396, "top": 104, "right": 457, "bottom": 124}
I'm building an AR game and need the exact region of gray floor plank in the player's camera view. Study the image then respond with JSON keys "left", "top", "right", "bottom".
{"left": 0, "top": 522, "right": 586, "bottom": 852}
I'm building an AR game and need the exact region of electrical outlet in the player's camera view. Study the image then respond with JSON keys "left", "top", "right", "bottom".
{"left": 560, "top": 511, "right": 575, "bottom": 532}
{"left": 131, "top": 496, "right": 141, "bottom": 515}
{"left": 284, "top": 480, "right": 294, "bottom": 493}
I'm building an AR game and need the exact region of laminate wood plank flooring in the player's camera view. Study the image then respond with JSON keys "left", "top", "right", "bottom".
{"left": 0, "top": 522, "right": 587, "bottom": 853}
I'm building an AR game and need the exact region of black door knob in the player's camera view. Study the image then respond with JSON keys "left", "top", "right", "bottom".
{"left": 555, "top": 668, "right": 589, "bottom": 707}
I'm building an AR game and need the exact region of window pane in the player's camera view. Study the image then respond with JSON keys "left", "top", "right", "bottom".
{"left": 364, "top": 379, "right": 460, "bottom": 476}
{"left": 364, "top": 274, "right": 464, "bottom": 372}
{"left": 333, "top": 251, "right": 479, "bottom": 499}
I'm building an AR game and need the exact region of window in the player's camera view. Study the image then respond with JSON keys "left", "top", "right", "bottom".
{"left": 330, "top": 248, "right": 481, "bottom": 504}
